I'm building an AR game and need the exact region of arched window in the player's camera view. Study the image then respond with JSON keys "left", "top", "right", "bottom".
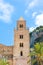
{"left": 20, "top": 35, "right": 23, "bottom": 39}
{"left": 20, "top": 51, "right": 23, "bottom": 56}
{"left": 20, "top": 43, "right": 23, "bottom": 47}
{"left": 20, "top": 24, "right": 23, "bottom": 28}
{"left": 22, "top": 43, "right": 23, "bottom": 47}
{"left": 20, "top": 43, "right": 21, "bottom": 47}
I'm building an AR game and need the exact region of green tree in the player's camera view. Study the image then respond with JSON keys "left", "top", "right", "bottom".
{"left": 28, "top": 42, "right": 43, "bottom": 65}
{"left": 0, "top": 58, "right": 9, "bottom": 65}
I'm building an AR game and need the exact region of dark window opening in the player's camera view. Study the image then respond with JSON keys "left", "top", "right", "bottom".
{"left": 20, "top": 43, "right": 21, "bottom": 47}
{"left": 20, "top": 43, "right": 23, "bottom": 47}
{"left": 20, "top": 35, "right": 23, "bottom": 39}
{"left": 22, "top": 43, "right": 23, "bottom": 47}
{"left": 20, "top": 24, "right": 23, "bottom": 28}
{"left": 20, "top": 51, "right": 23, "bottom": 56}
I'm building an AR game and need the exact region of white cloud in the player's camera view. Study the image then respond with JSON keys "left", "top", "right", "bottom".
{"left": 0, "top": 0, "right": 14, "bottom": 23}
{"left": 35, "top": 13, "right": 43, "bottom": 26}
{"left": 29, "top": 0, "right": 37, "bottom": 8}
{"left": 29, "top": 27, "right": 35, "bottom": 32}
{"left": 25, "top": 10, "right": 28, "bottom": 15}
{"left": 25, "top": 0, "right": 38, "bottom": 14}
{"left": 25, "top": 0, "right": 43, "bottom": 15}
{"left": 32, "top": 12, "right": 37, "bottom": 18}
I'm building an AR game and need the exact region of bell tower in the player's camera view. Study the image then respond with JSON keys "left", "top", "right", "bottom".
{"left": 13, "top": 17, "right": 31, "bottom": 65}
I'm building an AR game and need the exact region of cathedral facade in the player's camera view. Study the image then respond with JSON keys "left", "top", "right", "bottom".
{"left": 0, "top": 17, "right": 31, "bottom": 65}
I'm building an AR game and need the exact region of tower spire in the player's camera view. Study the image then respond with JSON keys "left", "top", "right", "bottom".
{"left": 19, "top": 17, "right": 24, "bottom": 21}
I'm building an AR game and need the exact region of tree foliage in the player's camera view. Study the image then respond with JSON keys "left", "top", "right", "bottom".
{"left": 28, "top": 42, "right": 43, "bottom": 65}
{"left": 30, "top": 26, "right": 43, "bottom": 47}
{"left": 0, "top": 58, "right": 9, "bottom": 65}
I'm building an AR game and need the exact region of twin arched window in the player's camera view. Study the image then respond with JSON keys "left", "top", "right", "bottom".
{"left": 20, "top": 43, "right": 23, "bottom": 47}
{"left": 20, "top": 35, "right": 23, "bottom": 39}
{"left": 20, "top": 24, "right": 23, "bottom": 28}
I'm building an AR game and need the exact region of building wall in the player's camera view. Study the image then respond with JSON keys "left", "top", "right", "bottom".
{"left": 0, "top": 17, "right": 31, "bottom": 65}
{"left": 14, "top": 29, "right": 30, "bottom": 57}
{"left": 13, "top": 17, "right": 31, "bottom": 65}
{"left": 0, "top": 44, "right": 13, "bottom": 65}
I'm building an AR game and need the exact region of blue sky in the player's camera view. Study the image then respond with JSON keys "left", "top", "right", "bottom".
{"left": 0, "top": 0, "right": 43, "bottom": 46}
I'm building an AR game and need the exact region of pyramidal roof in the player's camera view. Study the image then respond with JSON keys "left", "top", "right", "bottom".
{"left": 19, "top": 17, "right": 24, "bottom": 21}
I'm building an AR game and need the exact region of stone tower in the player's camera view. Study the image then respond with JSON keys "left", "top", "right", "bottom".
{"left": 13, "top": 17, "right": 31, "bottom": 65}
